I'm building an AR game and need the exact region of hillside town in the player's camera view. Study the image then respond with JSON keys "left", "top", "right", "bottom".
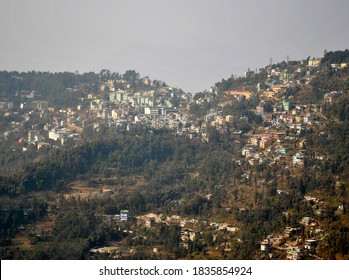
{"left": 1, "top": 50, "right": 349, "bottom": 260}
{"left": 1, "top": 58, "right": 346, "bottom": 152}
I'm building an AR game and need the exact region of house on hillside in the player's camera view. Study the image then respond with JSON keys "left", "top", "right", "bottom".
{"left": 308, "top": 58, "right": 321, "bottom": 67}
{"left": 225, "top": 90, "right": 252, "bottom": 99}
{"left": 300, "top": 216, "right": 312, "bottom": 226}
{"left": 304, "top": 239, "right": 318, "bottom": 253}
{"left": 260, "top": 239, "right": 272, "bottom": 254}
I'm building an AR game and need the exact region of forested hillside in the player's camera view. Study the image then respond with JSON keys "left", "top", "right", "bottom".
{"left": 1, "top": 50, "right": 349, "bottom": 260}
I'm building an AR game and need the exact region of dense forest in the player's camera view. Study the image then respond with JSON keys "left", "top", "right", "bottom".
{"left": 1, "top": 120, "right": 348, "bottom": 259}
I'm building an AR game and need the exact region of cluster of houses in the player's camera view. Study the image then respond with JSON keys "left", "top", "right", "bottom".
{"left": 260, "top": 222, "right": 321, "bottom": 260}
{"left": 136, "top": 213, "right": 239, "bottom": 249}
{"left": 0, "top": 79, "right": 195, "bottom": 150}
{"left": 92, "top": 211, "right": 240, "bottom": 255}
{"left": 258, "top": 192, "right": 344, "bottom": 260}
{"left": 0, "top": 54, "right": 344, "bottom": 155}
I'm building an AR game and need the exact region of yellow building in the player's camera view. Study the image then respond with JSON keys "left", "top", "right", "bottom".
{"left": 225, "top": 90, "right": 252, "bottom": 99}
{"left": 271, "top": 84, "right": 282, "bottom": 93}
{"left": 216, "top": 115, "right": 226, "bottom": 126}
{"left": 295, "top": 116, "right": 302, "bottom": 123}
{"left": 111, "top": 110, "right": 118, "bottom": 120}
{"left": 308, "top": 58, "right": 320, "bottom": 67}
{"left": 226, "top": 115, "right": 234, "bottom": 124}
{"left": 262, "top": 91, "right": 275, "bottom": 99}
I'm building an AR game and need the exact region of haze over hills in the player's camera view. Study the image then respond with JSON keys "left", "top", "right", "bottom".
{"left": 0, "top": 49, "right": 349, "bottom": 260}
{"left": 1, "top": 1, "right": 349, "bottom": 93}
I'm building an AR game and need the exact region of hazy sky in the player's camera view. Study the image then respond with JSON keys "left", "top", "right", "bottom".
{"left": 0, "top": 0, "right": 348, "bottom": 92}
